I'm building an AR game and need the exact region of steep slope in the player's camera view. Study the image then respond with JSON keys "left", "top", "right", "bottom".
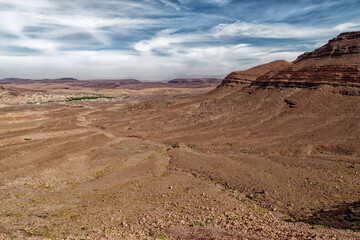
{"left": 254, "top": 32, "right": 360, "bottom": 87}
{"left": 221, "top": 60, "right": 291, "bottom": 86}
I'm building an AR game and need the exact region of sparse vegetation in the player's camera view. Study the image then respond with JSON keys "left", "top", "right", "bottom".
{"left": 71, "top": 105, "right": 85, "bottom": 108}
{"left": 149, "top": 230, "right": 156, "bottom": 236}
{"left": 66, "top": 180, "right": 77, "bottom": 186}
{"left": 119, "top": 94, "right": 130, "bottom": 99}
{"left": 41, "top": 230, "right": 58, "bottom": 239}
{"left": 193, "top": 220, "right": 205, "bottom": 226}
{"left": 157, "top": 233, "right": 168, "bottom": 240}
{"left": 346, "top": 226, "right": 359, "bottom": 231}
{"left": 14, "top": 193, "right": 27, "bottom": 198}
{"left": 284, "top": 218, "right": 294, "bottom": 222}
{"left": 37, "top": 183, "right": 51, "bottom": 189}
{"left": 66, "top": 95, "right": 114, "bottom": 102}
{"left": 311, "top": 224, "right": 328, "bottom": 230}
{"left": 307, "top": 219, "right": 316, "bottom": 224}
{"left": 24, "top": 138, "right": 32, "bottom": 141}
{"left": 92, "top": 166, "right": 112, "bottom": 179}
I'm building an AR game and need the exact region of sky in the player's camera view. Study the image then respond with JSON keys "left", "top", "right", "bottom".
{"left": 0, "top": 0, "right": 360, "bottom": 80}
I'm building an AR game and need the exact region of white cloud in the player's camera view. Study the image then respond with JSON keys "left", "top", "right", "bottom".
{"left": 159, "top": 0, "right": 181, "bottom": 10}
{"left": 133, "top": 29, "right": 207, "bottom": 53}
{"left": 333, "top": 22, "right": 360, "bottom": 32}
{"left": 0, "top": 0, "right": 157, "bottom": 53}
{"left": 0, "top": 40, "right": 301, "bottom": 80}
{"left": 213, "top": 21, "right": 360, "bottom": 39}
{"left": 0, "top": 0, "right": 53, "bottom": 10}
{"left": 213, "top": 21, "right": 328, "bottom": 39}
{"left": 11, "top": 39, "right": 61, "bottom": 53}
{"left": 205, "top": 0, "right": 231, "bottom": 6}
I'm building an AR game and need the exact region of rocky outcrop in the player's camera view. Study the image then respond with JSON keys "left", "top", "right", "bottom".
{"left": 255, "top": 65, "right": 360, "bottom": 87}
{"left": 294, "top": 32, "right": 360, "bottom": 65}
{"left": 0, "top": 86, "right": 21, "bottom": 96}
{"left": 253, "top": 32, "right": 360, "bottom": 88}
{"left": 221, "top": 60, "right": 291, "bottom": 87}
{"left": 0, "top": 86, "right": 24, "bottom": 104}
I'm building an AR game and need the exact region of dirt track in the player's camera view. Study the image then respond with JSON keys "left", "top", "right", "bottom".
{"left": 0, "top": 84, "right": 359, "bottom": 239}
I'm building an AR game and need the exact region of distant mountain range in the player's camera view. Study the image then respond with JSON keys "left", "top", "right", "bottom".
{"left": 0, "top": 78, "right": 223, "bottom": 90}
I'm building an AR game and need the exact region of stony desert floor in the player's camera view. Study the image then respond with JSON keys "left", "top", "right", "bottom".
{"left": 0, "top": 84, "right": 359, "bottom": 239}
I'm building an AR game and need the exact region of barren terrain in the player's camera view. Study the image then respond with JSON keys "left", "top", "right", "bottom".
{"left": 0, "top": 81, "right": 359, "bottom": 240}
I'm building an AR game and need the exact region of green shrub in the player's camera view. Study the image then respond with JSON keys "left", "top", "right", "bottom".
{"left": 119, "top": 94, "right": 130, "bottom": 99}
{"left": 66, "top": 95, "right": 114, "bottom": 102}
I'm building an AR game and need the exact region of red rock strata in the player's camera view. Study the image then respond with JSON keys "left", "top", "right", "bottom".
{"left": 253, "top": 32, "right": 360, "bottom": 87}
{"left": 221, "top": 60, "right": 291, "bottom": 86}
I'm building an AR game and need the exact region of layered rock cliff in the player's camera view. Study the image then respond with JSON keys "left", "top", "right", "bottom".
{"left": 294, "top": 31, "right": 360, "bottom": 66}
{"left": 221, "top": 60, "right": 291, "bottom": 86}
{"left": 253, "top": 32, "right": 360, "bottom": 87}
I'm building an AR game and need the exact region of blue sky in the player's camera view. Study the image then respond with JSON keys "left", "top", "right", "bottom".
{"left": 0, "top": 0, "right": 359, "bottom": 80}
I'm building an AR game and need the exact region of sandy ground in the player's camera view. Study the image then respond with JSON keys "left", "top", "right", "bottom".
{"left": 0, "top": 84, "right": 359, "bottom": 239}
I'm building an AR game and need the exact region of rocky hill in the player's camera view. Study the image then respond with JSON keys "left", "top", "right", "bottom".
{"left": 220, "top": 60, "right": 291, "bottom": 86}
{"left": 294, "top": 31, "right": 360, "bottom": 65}
{"left": 254, "top": 32, "right": 360, "bottom": 87}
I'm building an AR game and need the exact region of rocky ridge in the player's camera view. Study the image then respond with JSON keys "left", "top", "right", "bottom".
{"left": 294, "top": 31, "right": 360, "bottom": 65}
{"left": 253, "top": 32, "right": 360, "bottom": 87}
{"left": 221, "top": 60, "right": 291, "bottom": 86}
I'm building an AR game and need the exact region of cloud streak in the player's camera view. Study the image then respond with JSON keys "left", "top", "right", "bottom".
{"left": 213, "top": 21, "right": 360, "bottom": 39}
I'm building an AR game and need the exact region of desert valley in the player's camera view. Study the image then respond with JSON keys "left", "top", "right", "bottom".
{"left": 0, "top": 32, "right": 360, "bottom": 240}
